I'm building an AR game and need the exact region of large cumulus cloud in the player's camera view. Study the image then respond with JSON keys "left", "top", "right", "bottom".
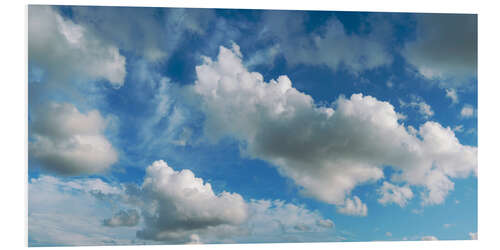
{"left": 29, "top": 102, "right": 118, "bottom": 175}
{"left": 190, "top": 45, "right": 477, "bottom": 211}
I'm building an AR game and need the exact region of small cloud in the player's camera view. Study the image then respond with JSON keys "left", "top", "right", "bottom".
{"left": 399, "top": 96, "right": 434, "bottom": 118}
{"left": 411, "top": 208, "right": 424, "bottom": 214}
{"left": 469, "top": 232, "right": 478, "bottom": 240}
{"left": 453, "top": 125, "right": 464, "bottom": 133}
{"left": 460, "top": 105, "right": 475, "bottom": 118}
{"left": 386, "top": 80, "right": 394, "bottom": 88}
{"left": 337, "top": 196, "right": 368, "bottom": 217}
{"left": 443, "top": 224, "right": 453, "bottom": 229}
{"left": 385, "top": 232, "right": 392, "bottom": 237}
{"left": 421, "top": 235, "right": 438, "bottom": 241}
{"left": 445, "top": 88, "right": 459, "bottom": 104}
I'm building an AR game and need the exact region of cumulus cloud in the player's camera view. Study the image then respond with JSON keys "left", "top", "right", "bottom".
{"left": 259, "top": 12, "right": 392, "bottom": 74}
{"left": 402, "top": 14, "right": 477, "bottom": 88}
{"left": 28, "top": 6, "right": 126, "bottom": 87}
{"left": 336, "top": 196, "right": 368, "bottom": 217}
{"left": 421, "top": 235, "right": 438, "bottom": 241}
{"left": 103, "top": 209, "right": 140, "bottom": 227}
{"left": 460, "top": 105, "right": 475, "bottom": 118}
{"left": 191, "top": 45, "right": 477, "bottom": 210}
{"left": 29, "top": 160, "right": 335, "bottom": 245}
{"left": 29, "top": 102, "right": 118, "bottom": 175}
{"left": 377, "top": 182, "right": 413, "bottom": 207}
{"left": 469, "top": 232, "right": 478, "bottom": 240}
{"left": 134, "top": 160, "right": 248, "bottom": 242}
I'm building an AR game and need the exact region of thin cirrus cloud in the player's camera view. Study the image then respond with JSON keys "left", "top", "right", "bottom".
{"left": 190, "top": 44, "right": 477, "bottom": 213}
{"left": 29, "top": 102, "right": 118, "bottom": 175}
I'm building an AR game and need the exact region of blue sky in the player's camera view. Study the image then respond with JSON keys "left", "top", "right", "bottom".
{"left": 27, "top": 5, "right": 477, "bottom": 246}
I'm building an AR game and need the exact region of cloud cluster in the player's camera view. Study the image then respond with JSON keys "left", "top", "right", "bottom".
{"left": 191, "top": 45, "right": 477, "bottom": 211}
{"left": 258, "top": 12, "right": 392, "bottom": 74}
{"left": 29, "top": 160, "right": 335, "bottom": 245}
{"left": 28, "top": 6, "right": 126, "bottom": 87}
{"left": 103, "top": 209, "right": 140, "bottom": 227}
{"left": 377, "top": 181, "right": 413, "bottom": 207}
{"left": 402, "top": 14, "right": 477, "bottom": 88}
{"left": 399, "top": 97, "right": 434, "bottom": 118}
{"left": 29, "top": 102, "right": 118, "bottom": 175}
{"left": 69, "top": 7, "right": 214, "bottom": 62}
{"left": 28, "top": 176, "right": 139, "bottom": 246}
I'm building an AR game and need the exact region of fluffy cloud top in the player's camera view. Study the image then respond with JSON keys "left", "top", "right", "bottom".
{"left": 28, "top": 6, "right": 126, "bottom": 87}
{"left": 336, "top": 196, "right": 368, "bottom": 217}
{"left": 135, "top": 160, "right": 248, "bottom": 242}
{"left": 192, "top": 45, "right": 477, "bottom": 210}
{"left": 402, "top": 14, "right": 477, "bottom": 87}
{"left": 377, "top": 182, "right": 413, "bottom": 207}
{"left": 29, "top": 102, "right": 118, "bottom": 175}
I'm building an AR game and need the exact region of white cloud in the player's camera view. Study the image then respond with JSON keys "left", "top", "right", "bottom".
{"left": 460, "top": 105, "right": 475, "bottom": 118}
{"left": 30, "top": 160, "right": 336, "bottom": 245}
{"left": 28, "top": 176, "right": 140, "bottom": 246}
{"left": 191, "top": 45, "right": 477, "bottom": 210}
{"left": 377, "top": 182, "right": 413, "bottom": 207}
{"left": 69, "top": 7, "right": 214, "bottom": 62}
{"left": 29, "top": 102, "right": 118, "bottom": 175}
{"left": 245, "top": 199, "right": 334, "bottom": 237}
{"left": 469, "top": 232, "right": 478, "bottom": 240}
{"left": 337, "top": 196, "right": 367, "bottom": 217}
{"left": 259, "top": 13, "right": 392, "bottom": 74}
{"left": 385, "top": 232, "right": 392, "bottom": 237}
{"left": 28, "top": 6, "right": 126, "bottom": 87}
{"left": 453, "top": 125, "right": 464, "bottom": 133}
{"left": 421, "top": 235, "right": 438, "bottom": 241}
{"left": 445, "top": 89, "right": 459, "bottom": 104}
{"left": 135, "top": 160, "right": 248, "bottom": 242}
{"left": 402, "top": 14, "right": 477, "bottom": 88}
{"left": 443, "top": 223, "right": 453, "bottom": 229}
{"left": 103, "top": 209, "right": 140, "bottom": 227}
{"left": 399, "top": 98, "right": 434, "bottom": 118}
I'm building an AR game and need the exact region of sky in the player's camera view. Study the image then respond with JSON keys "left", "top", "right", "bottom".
{"left": 27, "top": 5, "right": 477, "bottom": 246}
